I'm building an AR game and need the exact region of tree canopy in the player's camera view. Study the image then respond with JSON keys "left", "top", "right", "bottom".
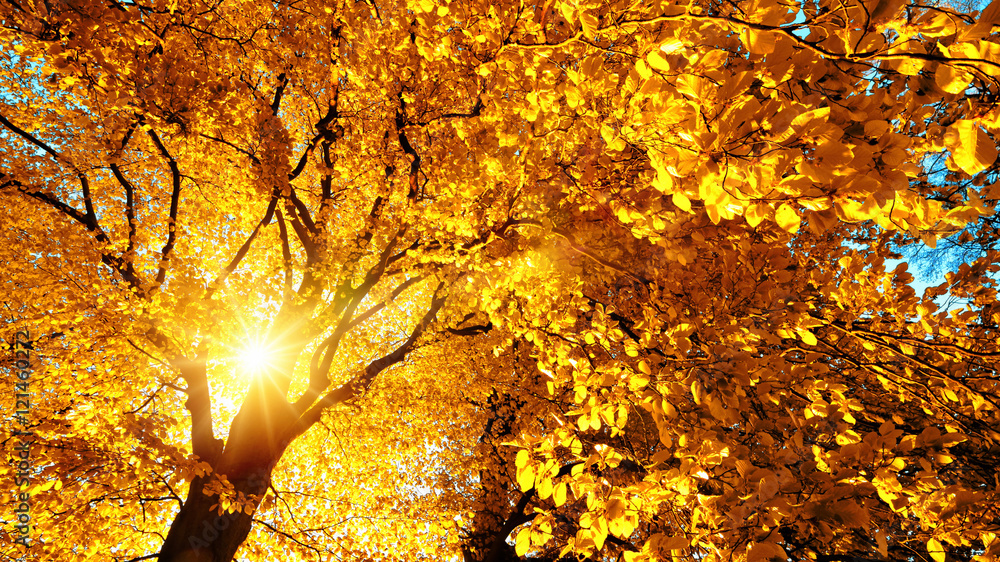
{"left": 2, "top": 0, "right": 1000, "bottom": 561}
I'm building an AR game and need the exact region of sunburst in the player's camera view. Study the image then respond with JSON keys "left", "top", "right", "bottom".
{"left": 238, "top": 336, "right": 276, "bottom": 377}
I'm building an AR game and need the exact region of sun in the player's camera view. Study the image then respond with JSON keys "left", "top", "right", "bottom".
{"left": 239, "top": 338, "right": 275, "bottom": 377}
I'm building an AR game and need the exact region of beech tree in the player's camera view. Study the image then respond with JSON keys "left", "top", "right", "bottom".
{"left": 2, "top": 0, "right": 1000, "bottom": 561}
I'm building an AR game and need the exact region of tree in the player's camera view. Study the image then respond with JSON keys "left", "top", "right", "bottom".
{"left": 2, "top": 0, "right": 1000, "bottom": 561}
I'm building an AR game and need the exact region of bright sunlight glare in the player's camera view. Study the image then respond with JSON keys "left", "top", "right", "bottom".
{"left": 239, "top": 338, "right": 275, "bottom": 377}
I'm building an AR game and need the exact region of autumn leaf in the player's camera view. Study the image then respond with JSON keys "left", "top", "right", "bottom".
{"left": 741, "top": 27, "right": 775, "bottom": 54}
{"left": 1, "top": 1, "right": 997, "bottom": 561}
{"left": 515, "top": 528, "right": 530, "bottom": 556}
{"left": 775, "top": 203, "right": 801, "bottom": 233}
{"left": 748, "top": 541, "right": 786, "bottom": 562}
{"left": 745, "top": 202, "right": 768, "bottom": 227}
{"left": 673, "top": 192, "right": 693, "bottom": 213}
{"left": 647, "top": 50, "right": 671, "bottom": 72}
{"left": 797, "top": 328, "right": 818, "bottom": 346}
{"left": 935, "top": 63, "right": 972, "bottom": 94}
{"left": 927, "top": 537, "right": 946, "bottom": 562}
{"left": 950, "top": 120, "right": 998, "bottom": 175}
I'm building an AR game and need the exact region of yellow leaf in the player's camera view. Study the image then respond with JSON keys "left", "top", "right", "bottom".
{"left": 592, "top": 516, "right": 608, "bottom": 550}
{"left": 646, "top": 50, "right": 671, "bottom": 72}
{"left": 775, "top": 203, "right": 801, "bottom": 233}
{"left": 637, "top": 360, "right": 650, "bottom": 375}
{"left": 741, "top": 27, "right": 775, "bottom": 54}
{"left": 927, "top": 538, "right": 946, "bottom": 562}
{"left": 660, "top": 38, "right": 684, "bottom": 54}
{"left": 537, "top": 477, "right": 553, "bottom": 499}
{"left": 673, "top": 192, "right": 692, "bottom": 212}
{"left": 516, "top": 528, "right": 531, "bottom": 556}
{"left": 798, "top": 329, "right": 817, "bottom": 346}
{"left": 579, "top": 11, "right": 598, "bottom": 40}
{"left": 658, "top": 534, "right": 688, "bottom": 550}
{"left": 676, "top": 75, "right": 703, "bottom": 99}
{"left": 517, "top": 464, "right": 536, "bottom": 492}
{"left": 791, "top": 107, "right": 830, "bottom": 130}
{"left": 516, "top": 449, "right": 529, "bottom": 468}
{"left": 635, "top": 58, "right": 652, "bottom": 80}
{"left": 629, "top": 375, "right": 649, "bottom": 391}
{"left": 746, "top": 203, "right": 768, "bottom": 227}
{"left": 951, "top": 120, "right": 997, "bottom": 175}
{"left": 836, "top": 197, "right": 875, "bottom": 222}
{"left": 554, "top": 482, "right": 568, "bottom": 506}
{"left": 935, "top": 63, "right": 971, "bottom": 94}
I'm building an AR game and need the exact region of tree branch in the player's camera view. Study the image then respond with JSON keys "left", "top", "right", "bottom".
{"left": 270, "top": 73, "right": 288, "bottom": 115}
{"left": 345, "top": 275, "right": 425, "bottom": 333}
{"left": 4, "top": 174, "right": 146, "bottom": 291}
{"left": 287, "top": 284, "right": 446, "bottom": 439}
{"left": 481, "top": 461, "right": 582, "bottom": 562}
{"left": 204, "top": 193, "right": 279, "bottom": 300}
{"left": 294, "top": 231, "right": 408, "bottom": 412}
{"left": 145, "top": 126, "right": 183, "bottom": 289}
{"left": 119, "top": 553, "right": 158, "bottom": 562}
{"left": 171, "top": 350, "right": 223, "bottom": 466}
{"left": 0, "top": 112, "right": 96, "bottom": 224}
{"left": 395, "top": 94, "right": 422, "bottom": 202}
{"left": 275, "top": 208, "right": 294, "bottom": 302}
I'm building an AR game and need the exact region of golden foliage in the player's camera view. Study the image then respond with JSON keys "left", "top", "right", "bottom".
{"left": 1, "top": 0, "right": 1000, "bottom": 561}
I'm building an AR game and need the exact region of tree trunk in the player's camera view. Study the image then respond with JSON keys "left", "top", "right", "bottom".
{"left": 157, "top": 389, "right": 291, "bottom": 562}
{"left": 156, "top": 465, "right": 271, "bottom": 562}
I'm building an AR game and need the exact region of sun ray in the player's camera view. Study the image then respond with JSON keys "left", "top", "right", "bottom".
{"left": 239, "top": 336, "right": 277, "bottom": 378}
